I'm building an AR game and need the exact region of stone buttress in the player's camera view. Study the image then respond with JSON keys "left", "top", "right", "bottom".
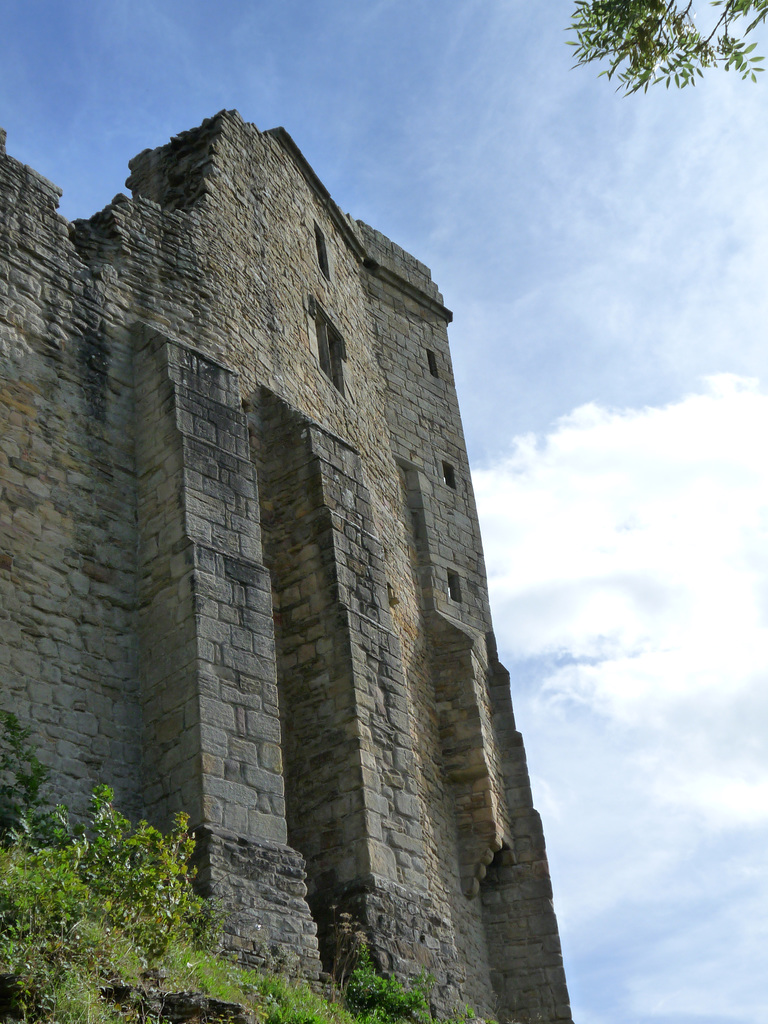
{"left": 0, "top": 113, "right": 572, "bottom": 1022}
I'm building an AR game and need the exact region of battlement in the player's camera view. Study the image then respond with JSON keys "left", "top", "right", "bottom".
{"left": 0, "top": 115, "right": 572, "bottom": 1024}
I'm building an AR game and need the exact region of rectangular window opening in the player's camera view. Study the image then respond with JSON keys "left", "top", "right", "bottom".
{"left": 442, "top": 461, "right": 456, "bottom": 489}
{"left": 315, "top": 313, "right": 345, "bottom": 394}
{"left": 447, "top": 571, "right": 462, "bottom": 603}
{"left": 426, "top": 349, "right": 439, "bottom": 378}
{"left": 314, "top": 223, "right": 330, "bottom": 280}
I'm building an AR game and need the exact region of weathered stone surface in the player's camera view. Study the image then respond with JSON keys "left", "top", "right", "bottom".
{"left": 138, "top": 990, "right": 256, "bottom": 1024}
{"left": 0, "top": 111, "right": 572, "bottom": 1023}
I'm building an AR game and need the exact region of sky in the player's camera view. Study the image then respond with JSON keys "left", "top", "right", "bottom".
{"left": 2, "top": 2, "right": 767, "bottom": 1021}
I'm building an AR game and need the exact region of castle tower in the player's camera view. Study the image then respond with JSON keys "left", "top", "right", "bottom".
{"left": 0, "top": 113, "right": 572, "bottom": 1023}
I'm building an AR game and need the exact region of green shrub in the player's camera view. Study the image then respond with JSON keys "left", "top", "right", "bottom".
{"left": 0, "top": 710, "right": 52, "bottom": 840}
{"left": 77, "top": 784, "right": 218, "bottom": 958}
{"left": 0, "top": 759, "right": 222, "bottom": 1019}
{"left": 344, "top": 946, "right": 432, "bottom": 1024}
{"left": 0, "top": 716, "right": 491, "bottom": 1024}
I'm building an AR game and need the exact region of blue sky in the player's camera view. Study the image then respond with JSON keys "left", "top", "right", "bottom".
{"left": 3, "top": 2, "right": 768, "bottom": 1021}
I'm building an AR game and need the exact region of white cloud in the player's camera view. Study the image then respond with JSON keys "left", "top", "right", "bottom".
{"left": 477, "top": 378, "right": 768, "bottom": 662}
{"left": 475, "top": 376, "right": 768, "bottom": 1019}
{"left": 476, "top": 374, "right": 768, "bottom": 814}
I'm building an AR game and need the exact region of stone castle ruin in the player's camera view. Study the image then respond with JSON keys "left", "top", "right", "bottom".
{"left": 0, "top": 111, "right": 572, "bottom": 1023}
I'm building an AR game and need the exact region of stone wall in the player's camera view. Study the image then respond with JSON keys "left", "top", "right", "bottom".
{"left": 0, "top": 111, "right": 572, "bottom": 1023}
{"left": 0, "top": 136, "right": 143, "bottom": 822}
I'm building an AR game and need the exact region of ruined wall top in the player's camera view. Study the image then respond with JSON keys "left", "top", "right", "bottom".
{"left": 122, "top": 109, "right": 450, "bottom": 322}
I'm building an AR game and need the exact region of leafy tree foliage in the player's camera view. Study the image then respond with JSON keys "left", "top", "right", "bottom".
{"left": 569, "top": 0, "right": 768, "bottom": 91}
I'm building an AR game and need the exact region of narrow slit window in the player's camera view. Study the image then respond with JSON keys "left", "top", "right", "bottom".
{"left": 426, "top": 349, "right": 439, "bottom": 377}
{"left": 315, "top": 313, "right": 345, "bottom": 394}
{"left": 447, "top": 571, "right": 462, "bottom": 603}
{"left": 314, "top": 223, "right": 330, "bottom": 280}
{"left": 442, "top": 461, "right": 456, "bottom": 489}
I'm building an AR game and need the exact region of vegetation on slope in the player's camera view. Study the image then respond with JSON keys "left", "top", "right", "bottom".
{"left": 0, "top": 712, "right": 481, "bottom": 1024}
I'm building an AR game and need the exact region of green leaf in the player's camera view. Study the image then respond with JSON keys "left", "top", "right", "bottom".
{"left": 569, "top": 0, "right": 767, "bottom": 92}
